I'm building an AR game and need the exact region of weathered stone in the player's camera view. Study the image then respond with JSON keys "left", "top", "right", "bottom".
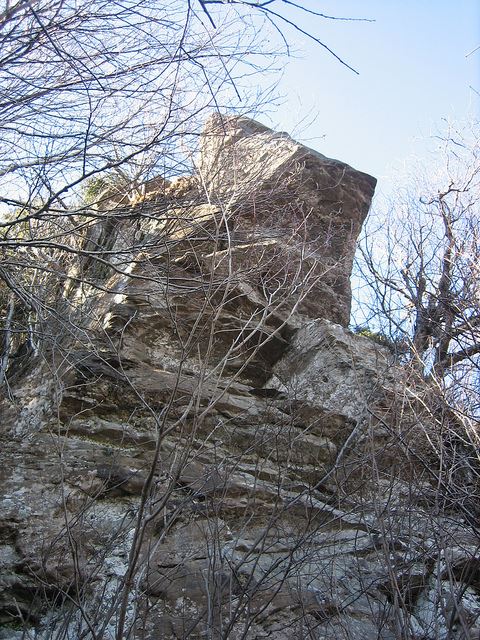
{"left": 412, "top": 578, "right": 480, "bottom": 639}
{"left": 1, "top": 117, "right": 479, "bottom": 640}
{"left": 268, "top": 318, "right": 393, "bottom": 428}
{"left": 199, "top": 114, "right": 377, "bottom": 326}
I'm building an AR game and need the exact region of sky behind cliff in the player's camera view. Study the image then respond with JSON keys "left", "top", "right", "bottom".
{"left": 261, "top": 1, "right": 480, "bottom": 196}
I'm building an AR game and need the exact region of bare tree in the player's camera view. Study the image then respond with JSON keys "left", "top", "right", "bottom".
{"left": 352, "top": 126, "right": 480, "bottom": 603}
{"left": 354, "top": 123, "right": 480, "bottom": 421}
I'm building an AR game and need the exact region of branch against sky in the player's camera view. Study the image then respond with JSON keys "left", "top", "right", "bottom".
{"left": 0, "top": 0, "right": 369, "bottom": 222}
{"left": 353, "top": 122, "right": 480, "bottom": 418}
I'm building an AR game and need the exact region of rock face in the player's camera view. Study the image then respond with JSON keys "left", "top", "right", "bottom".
{"left": 198, "top": 114, "right": 377, "bottom": 326}
{"left": 1, "top": 116, "right": 479, "bottom": 640}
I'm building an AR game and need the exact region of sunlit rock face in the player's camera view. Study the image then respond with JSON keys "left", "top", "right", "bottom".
{"left": 2, "top": 118, "right": 479, "bottom": 640}
{"left": 198, "top": 114, "right": 377, "bottom": 326}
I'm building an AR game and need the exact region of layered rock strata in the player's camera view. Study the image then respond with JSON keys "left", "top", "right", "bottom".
{"left": 1, "top": 116, "right": 479, "bottom": 640}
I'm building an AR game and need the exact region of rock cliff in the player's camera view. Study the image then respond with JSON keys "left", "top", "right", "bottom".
{"left": 1, "top": 116, "right": 479, "bottom": 640}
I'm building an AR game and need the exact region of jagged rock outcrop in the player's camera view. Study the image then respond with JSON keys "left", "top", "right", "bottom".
{"left": 1, "top": 116, "right": 479, "bottom": 640}
{"left": 198, "top": 114, "right": 376, "bottom": 326}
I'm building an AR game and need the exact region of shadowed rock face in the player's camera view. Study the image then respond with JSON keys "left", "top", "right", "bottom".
{"left": 1, "top": 118, "right": 479, "bottom": 640}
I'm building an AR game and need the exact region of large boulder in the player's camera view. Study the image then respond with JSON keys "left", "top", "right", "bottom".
{"left": 268, "top": 319, "right": 393, "bottom": 427}
{"left": 198, "top": 114, "right": 377, "bottom": 325}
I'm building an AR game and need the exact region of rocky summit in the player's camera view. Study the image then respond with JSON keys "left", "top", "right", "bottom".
{"left": 1, "top": 116, "right": 479, "bottom": 640}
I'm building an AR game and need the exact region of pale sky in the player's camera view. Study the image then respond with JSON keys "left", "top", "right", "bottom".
{"left": 260, "top": 1, "right": 480, "bottom": 195}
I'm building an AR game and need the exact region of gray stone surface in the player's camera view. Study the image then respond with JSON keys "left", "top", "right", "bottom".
{"left": 0, "top": 117, "right": 478, "bottom": 640}
{"left": 198, "top": 114, "right": 377, "bottom": 326}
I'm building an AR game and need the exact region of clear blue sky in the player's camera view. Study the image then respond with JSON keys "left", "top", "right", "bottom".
{"left": 261, "top": 1, "right": 480, "bottom": 194}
